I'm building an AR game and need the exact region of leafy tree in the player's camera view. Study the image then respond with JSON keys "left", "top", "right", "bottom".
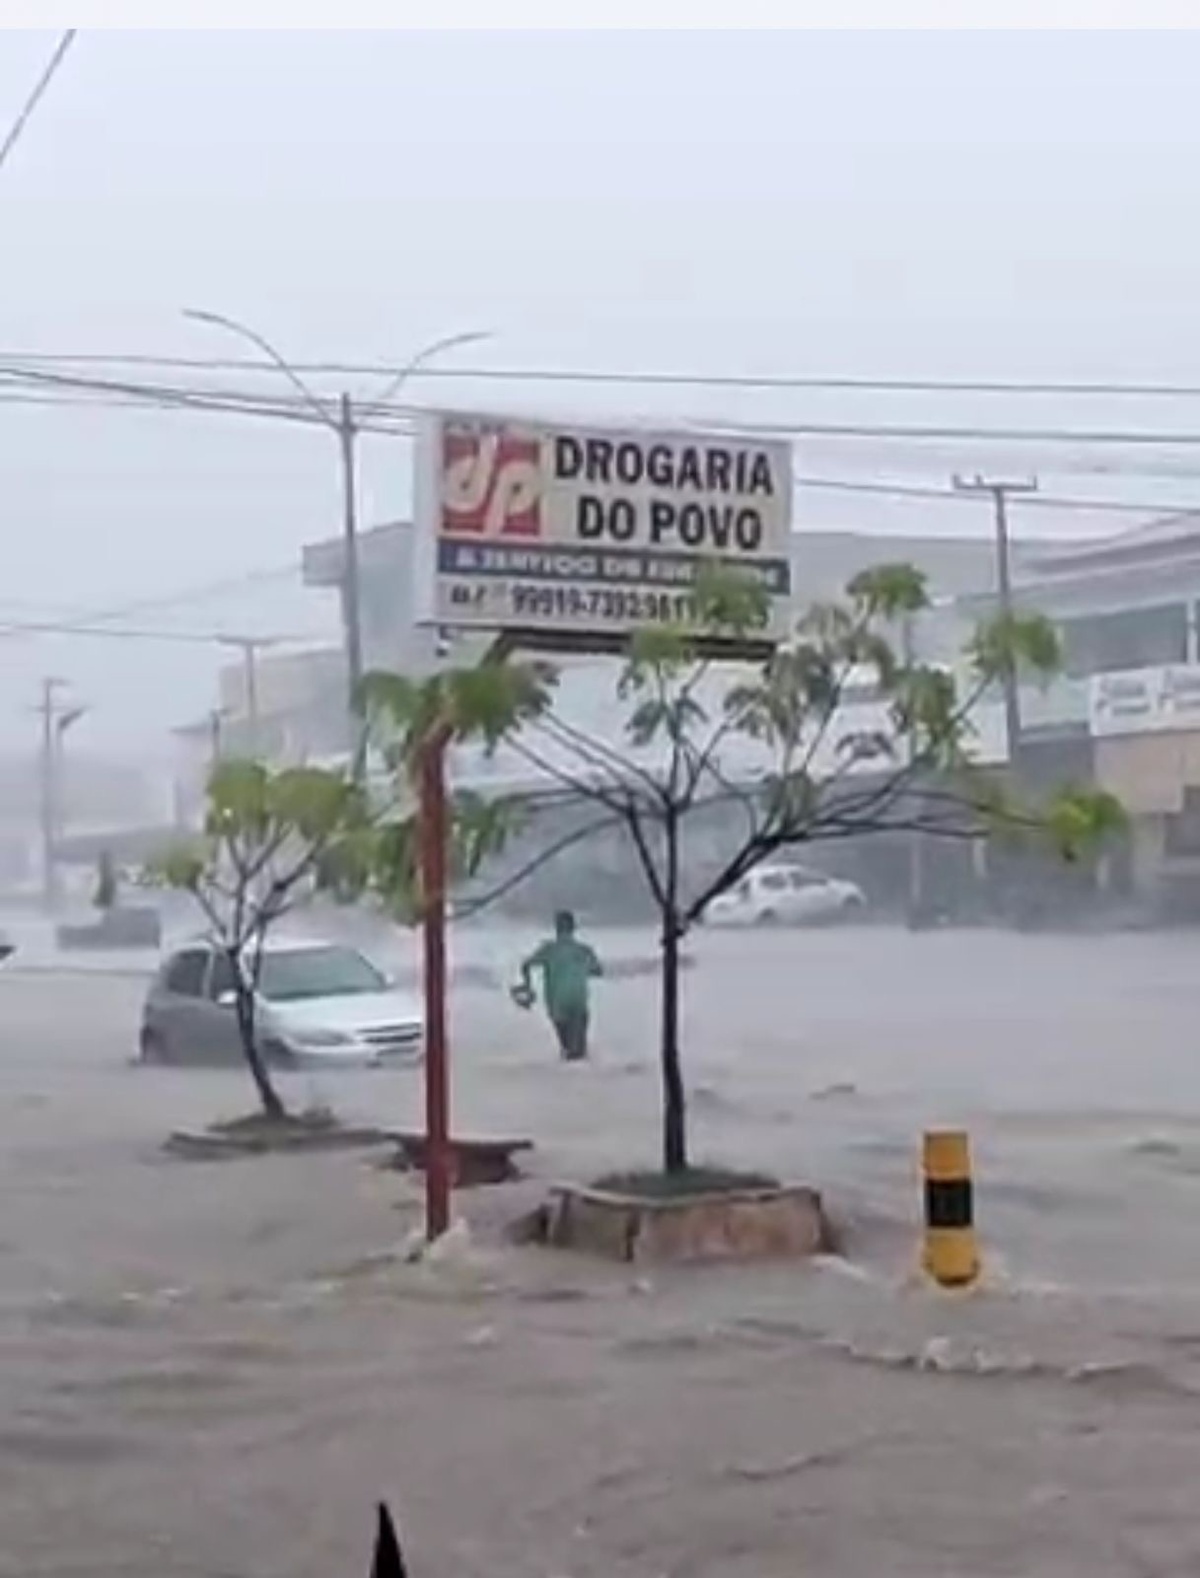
{"left": 357, "top": 658, "right": 556, "bottom": 921}
{"left": 151, "top": 658, "right": 555, "bottom": 1120}
{"left": 152, "top": 760, "right": 367, "bottom": 1119}
{"left": 493, "top": 563, "right": 1123, "bottom": 1177}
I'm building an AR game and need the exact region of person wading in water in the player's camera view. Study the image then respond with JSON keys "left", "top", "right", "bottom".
{"left": 515, "top": 910, "right": 603, "bottom": 1062}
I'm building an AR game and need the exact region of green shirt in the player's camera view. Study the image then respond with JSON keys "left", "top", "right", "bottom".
{"left": 527, "top": 937, "right": 601, "bottom": 1016}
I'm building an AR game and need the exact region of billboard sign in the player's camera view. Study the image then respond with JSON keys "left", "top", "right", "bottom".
{"left": 414, "top": 412, "right": 793, "bottom": 643}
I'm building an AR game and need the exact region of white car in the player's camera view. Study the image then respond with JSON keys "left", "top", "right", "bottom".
{"left": 140, "top": 936, "right": 424, "bottom": 1069}
{"left": 704, "top": 865, "right": 865, "bottom": 927}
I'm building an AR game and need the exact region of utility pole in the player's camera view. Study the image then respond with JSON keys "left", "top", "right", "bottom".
{"left": 901, "top": 613, "right": 926, "bottom": 926}
{"left": 35, "top": 678, "right": 84, "bottom": 911}
{"left": 37, "top": 677, "right": 62, "bottom": 909}
{"left": 218, "top": 636, "right": 271, "bottom": 758}
{"left": 244, "top": 642, "right": 259, "bottom": 753}
{"left": 952, "top": 474, "right": 1038, "bottom": 772}
{"left": 338, "top": 395, "right": 364, "bottom": 708}
{"left": 337, "top": 393, "right": 367, "bottom": 780}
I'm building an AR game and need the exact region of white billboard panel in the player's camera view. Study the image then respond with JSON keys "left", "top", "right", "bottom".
{"left": 414, "top": 412, "right": 793, "bottom": 644}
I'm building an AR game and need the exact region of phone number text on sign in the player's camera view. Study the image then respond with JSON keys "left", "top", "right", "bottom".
{"left": 444, "top": 579, "right": 736, "bottom": 629}
{"left": 415, "top": 412, "right": 793, "bottom": 642}
{"left": 513, "top": 584, "right": 707, "bottom": 626}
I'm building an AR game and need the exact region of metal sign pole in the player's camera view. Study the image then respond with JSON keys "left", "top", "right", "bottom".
{"left": 412, "top": 414, "right": 793, "bottom": 1240}
{"left": 419, "top": 725, "right": 453, "bottom": 1241}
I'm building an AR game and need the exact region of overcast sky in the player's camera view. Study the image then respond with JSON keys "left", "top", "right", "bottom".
{"left": 4, "top": 28, "right": 1200, "bottom": 753}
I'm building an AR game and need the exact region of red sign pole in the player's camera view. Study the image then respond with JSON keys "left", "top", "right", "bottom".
{"left": 419, "top": 726, "right": 452, "bottom": 1241}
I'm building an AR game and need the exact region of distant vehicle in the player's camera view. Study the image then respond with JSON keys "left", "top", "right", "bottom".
{"left": 703, "top": 865, "right": 865, "bottom": 927}
{"left": 139, "top": 937, "right": 423, "bottom": 1069}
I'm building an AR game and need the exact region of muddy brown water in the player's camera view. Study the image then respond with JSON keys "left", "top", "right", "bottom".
{"left": 2, "top": 928, "right": 1200, "bottom": 1576}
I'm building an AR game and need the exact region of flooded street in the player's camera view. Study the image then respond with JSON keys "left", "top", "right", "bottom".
{"left": 3, "top": 925, "right": 1200, "bottom": 1576}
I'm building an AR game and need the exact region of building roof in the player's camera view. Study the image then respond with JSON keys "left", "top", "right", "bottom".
{"left": 947, "top": 507, "right": 1200, "bottom": 615}
{"left": 302, "top": 521, "right": 408, "bottom": 588}
{"left": 1021, "top": 511, "right": 1200, "bottom": 578}
{"left": 790, "top": 529, "right": 1027, "bottom": 602}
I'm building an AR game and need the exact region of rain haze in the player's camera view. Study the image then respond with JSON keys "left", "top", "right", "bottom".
{"left": 2, "top": 29, "right": 1200, "bottom": 743}
{"left": 7, "top": 25, "right": 1200, "bottom": 1578}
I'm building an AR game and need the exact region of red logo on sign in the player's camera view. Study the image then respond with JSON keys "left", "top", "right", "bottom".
{"left": 440, "top": 429, "right": 542, "bottom": 538}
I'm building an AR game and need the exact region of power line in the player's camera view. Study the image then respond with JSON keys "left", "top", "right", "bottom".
{"left": 14, "top": 359, "right": 1200, "bottom": 449}
{"left": 79, "top": 564, "right": 302, "bottom": 622}
{"left": 0, "top": 616, "right": 320, "bottom": 646}
{"left": 0, "top": 363, "right": 332, "bottom": 427}
{"left": 795, "top": 475, "right": 1200, "bottom": 516}
{"left": 708, "top": 416, "right": 1200, "bottom": 447}
{"left": 11, "top": 357, "right": 1200, "bottom": 450}
{"left": 13, "top": 347, "right": 1200, "bottom": 402}
{"left": 3, "top": 360, "right": 1200, "bottom": 513}
{"left": 0, "top": 30, "right": 78, "bottom": 178}
{"left": 7, "top": 359, "right": 1200, "bottom": 508}
{"left": 0, "top": 563, "right": 306, "bottom": 653}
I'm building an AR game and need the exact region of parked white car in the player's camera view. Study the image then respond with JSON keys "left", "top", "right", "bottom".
{"left": 703, "top": 865, "right": 865, "bottom": 927}
{"left": 140, "top": 936, "right": 424, "bottom": 1069}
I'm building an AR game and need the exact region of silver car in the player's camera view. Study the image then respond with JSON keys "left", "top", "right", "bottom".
{"left": 704, "top": 864, "right": 866, "bottom": 927}
{"left": 139, "top": 937, "right": 424, "bottom": 1069}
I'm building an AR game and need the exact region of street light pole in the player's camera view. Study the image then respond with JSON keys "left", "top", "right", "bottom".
{"left": 419, "top": 724, "right": 453, "bottom": 1240}
{"left": 183, "top": 312, "right": 491, "bottom": 778}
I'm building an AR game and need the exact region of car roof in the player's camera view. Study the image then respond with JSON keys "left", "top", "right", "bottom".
{"left": 258, "top": 935, "right": 352, "bottom": 954}
{"left": 752, "top": 863, "right": 821, "bottom": 878}
{"left": 168, "top": 935, "right": 354, "bottom": 957}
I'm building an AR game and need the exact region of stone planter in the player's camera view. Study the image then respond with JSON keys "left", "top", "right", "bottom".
{"left": 547, "top": 1180, "right": 828, "bottom": 1264}
{"left": 385, "top": 1131, "right": 533, "bottom": 1187}
{"left": 164, "top": 1118, "right": 390, "bottom": 1161}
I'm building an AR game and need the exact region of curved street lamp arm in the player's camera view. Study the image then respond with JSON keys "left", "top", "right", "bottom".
{"left": 182, "top": 308, "right": 335, "bottom": 429}
{"left": 370, "top": 329, "right": 493, "bottom": 410}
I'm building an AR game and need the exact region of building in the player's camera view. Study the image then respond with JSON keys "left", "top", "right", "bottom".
{"left": 30, "top": 753, "right": 175, "bottom": 883}
{"left": 297, "top": 517, "right": 1022, "bottom": 775}
{"left": 171, "top": 643, "right": 348, "bottom": 828}
{"left": 302, "top": 521, "right": 445, "bottom": 676}
{"left": 190, "top": 510, "right": 1200, "bottom": 918}
{"left": 295, "top": 519, "right": 1022, "bottom": 917}
{"left": 173, "top": 500, "right": 1200, "bottom": 917}
{"left": 972, "top": 513, "right": 1200, "bottom": 913}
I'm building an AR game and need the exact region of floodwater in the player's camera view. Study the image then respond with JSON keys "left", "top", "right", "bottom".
{"left": 2, "top": 925, "right": 1200, "bottom": 1576}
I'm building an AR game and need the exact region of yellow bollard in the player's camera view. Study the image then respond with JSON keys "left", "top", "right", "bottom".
{"left": 922, "top": 1129, "right": 980, "bottom": 1289}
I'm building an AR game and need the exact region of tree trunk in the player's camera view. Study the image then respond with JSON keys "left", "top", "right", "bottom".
{"left": 660, "top": 918, "right": 687, "bottom": 1174}
{"left": 232, "top": 966, "right": 286, "bottom": 1120}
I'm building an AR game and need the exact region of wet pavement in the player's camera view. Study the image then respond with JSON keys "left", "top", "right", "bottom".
{"left": 2, "top": 925, "right": 1200, "bottom": 1576}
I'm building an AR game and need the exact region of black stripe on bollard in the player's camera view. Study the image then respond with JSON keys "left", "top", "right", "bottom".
{"left": 925, "top": 1176, "right": 973, "bottom": 1230}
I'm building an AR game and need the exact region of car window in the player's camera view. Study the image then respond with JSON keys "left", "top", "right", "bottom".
{"left": 208, "top": 953, "right": 235, "bottom": 1000}
{"left": 256, "top": 946, "right": 386, "bottom": 1002}
{"left": 789, "top": 870, "right": 821, "bottom": 889}
{"left": 758, "top": 871, "right": 790, "bottom": 893}
{"left": 163, "top": 949, "right": 209, "bottom": 998}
